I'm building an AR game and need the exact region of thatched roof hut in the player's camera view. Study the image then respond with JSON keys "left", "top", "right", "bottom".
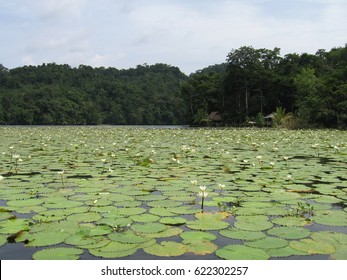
{"left": 208, "top": 111, "right": 222, "bottom": 122}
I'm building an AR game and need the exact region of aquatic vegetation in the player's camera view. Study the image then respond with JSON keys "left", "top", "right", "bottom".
{"left": 0, "top": 126, "right": 346, "bottom": 260}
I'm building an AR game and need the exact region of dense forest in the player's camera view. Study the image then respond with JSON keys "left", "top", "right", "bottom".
{"left": 0, "top": 45, "right": 346, "bottom": 127}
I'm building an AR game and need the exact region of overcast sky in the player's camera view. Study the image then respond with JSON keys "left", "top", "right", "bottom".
{"left": 0, "top": 0, "right": 346, "bottom": 74}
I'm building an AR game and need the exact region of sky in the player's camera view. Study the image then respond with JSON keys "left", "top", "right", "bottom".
{"left": 0, "top": 0, "right": 346, "bottom": 74}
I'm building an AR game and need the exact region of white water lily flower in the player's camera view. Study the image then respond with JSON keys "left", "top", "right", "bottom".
{"left": 199, "top": 186, "right": 206, "bottom": 192}
{"left": 101, "top": 158, "right": 107, "bottom": 162}
{"left": 12, "top": 154, "right": 20, "bottom": 159}
{"left": 198, "top": 191, "right": 208, "bottom": 198}
{"left": 283, "top": 156, "right": 289, "bottom": 161}
{"left": 57, "top": 170, "right": 64, "bottom": 175}
{"left": 256, "top": 155, "right": 263, "bottom": 160}
{"left": 0, "top": 175, "right": 4, "bottom": 180}
{"left": 270, "top": 162, "right": 275, "bottom": 166}
{"left": 219, "top": 184, "right": 225, "bottom": 189}
{"left": 190, "top": 180, "right": 197, "bottom": 186}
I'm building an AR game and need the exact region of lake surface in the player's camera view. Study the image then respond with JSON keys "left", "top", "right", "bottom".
{"left": 0, "top": 126, "right": 346, "bottom": 260}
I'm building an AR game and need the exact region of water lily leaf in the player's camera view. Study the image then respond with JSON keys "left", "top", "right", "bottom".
{"left": 0, "top": 219, "right": 30, "bottom": 234}
{"left": 89, "top": 246, "right": 137, "bottom": 258}
{"left": 219, "top": 229, "right": 266, "bottom": 241}
{"left": 33, "top": 247, "right": 84, "bottom": 260}
{"left": 272, "top": 216, "right": 310, "bottom": 227}
{"left": 142, "top": 227, "right": 183, "bottom": 238}
{"left": 167, "top": 206, "right": 199, "bottom": 215}
{"left": 289, "top": 239, "right": 336, "bottom": 255}
{"left": 108, "top": 231, "right": 153, "bottom": 244}
{"left": 7, "top": 198, "right": 43, "bottom": 207}
{"left": 313, "top": 210, "right": 347, "bottom": 226}
{"left": 149, "top": 208, "right": 176, "bottom": 217}
{"left": 147, "top": 200, "right": 183, "bottom": 208}
{"left": 97, "top": 217, "right": 132, "bottom": 228}
{"left": 0, "top": 234, "right": 8, "bottom": 246}
{"left": 245, "top": 237, "right": 288, "bottom": 249}
{"left": 267, "top": 226, "right": 311, "bottom": 239}
{"left": 266, "top": 246, "right": 310, "bottom": 258}
{"left": 216, "top": 245, "right": 270, "bottom": 260}
{"left": 331, "top": 245, "right": 347, "bottom": 260}
{"left": 130, "top": 214, "right": 160, "bottom": 223}
{"left": 311, "top": 231, "right": 347, "bottom": 245}
{"left": 144, "top": 241, "right": 187, "bottom": 257}
{"left": 159, "top": 217, "right": 187, "bottom": 226}
{"left": 43, "top": 199, "right": 83, "bottom": 209}
{"left": 234, "top": 219, "right": 273, "bottom": 231}
{"left": 26, "top": 231, "right": 70, "bottom": 247}
{"left": 180, "top": 231, "right": 217, "bottom": 242}
{"left": 67, "top": 212, "right": 102, "bottom": 223}
{"left": 131, "top": 222, "right": 168, "bottom": 234}
{"left": 183, "top": 240, "right": 218, "bottom": 255}
{"left": 186, "top": 219, "right": 229, "bottom": 231}
{"left": 113, "top": 207, "right": 147, "bottom": 216}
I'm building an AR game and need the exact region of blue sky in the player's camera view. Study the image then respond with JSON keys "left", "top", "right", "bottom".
{"left": 0, "top": 0, "right": 346, "bottom": 74}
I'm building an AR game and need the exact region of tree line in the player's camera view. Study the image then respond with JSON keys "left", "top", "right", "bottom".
{"left": 183, "top": 45, "right": 347, "bottom": 128}
{"left": 0, "top": 44, "right": 346, "bottom": 127}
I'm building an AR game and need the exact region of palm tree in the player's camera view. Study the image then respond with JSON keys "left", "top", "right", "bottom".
{"left": 272, "top": 107, "right": 295, "bottom": 128}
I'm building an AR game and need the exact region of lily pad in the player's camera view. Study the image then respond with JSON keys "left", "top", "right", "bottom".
{"left": 130, "top": 214, "right": 160, "bottom": 223}
{"left": 313, "top": 210, "right": 347, "bottom": 226}
{"left": 131, "top": 222, "right": 168, "bottom": 234}
{"left": 26, "top": 231, "right": 70, "bottom": 247}
{"left": 183, "top": 240, "right": 218, "bottom": 255}
{"left": 245, "top": 236, "right": 288, "bottom": 249}
{"left": 267, "top": 226, "right": 311, "bottom": 239}
{"left": 289, "top": 239, "right": 336, "bottom": 255}
{"left": 272, "top": 216, "right": 310, "bottom": 227}
{"left": 266, "top": 246, "right": 310, "bottom": 258}
{"left": 32, "top": 247, "right": 84, "bottom": 260}
{"left": 144, "top": 241, "right": 187, "bottom": 257}
{"left": 219, "top": 228, "right": 266, "bottom": 241}
{"left": 159, "top": 217, "right": 187, "bottom": 226}
{"left": 180, "top": 231, "right": 217, "bottom": 242}
{"left": 108, "top": 231, "right": 153, "bottom": 244}
{"left": 215, "top": 244, "right": 270, "bottom": 260}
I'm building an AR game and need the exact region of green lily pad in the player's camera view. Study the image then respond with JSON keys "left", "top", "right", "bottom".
{"left": 26, "top": 231, "right": 70, "bottom": 247}
{"left": 245, "top": 237, "right": 288, "bottom": 249}
{"left": 180, "top": 231, "right": 217, "bottom": 242}
{"left": 159, "top": 217, "right": 187, "bottom": 226}
{"left": 215, "top": 244, "right": 270, "bottom": 260}
{"left": 142, "top": 227, "right": 183, "bottom": 238}
{"left": 32, "top": 247, "right": 84, "bottom": 260}
{"left": 266, "top": 246, "right": 310, "bottom": 258}
{"left": 149, "top": 207, "right": 176, "bottom": 217}
{"left": 234, "top": 217, "right": 273, "bottom": 231}
{"left": 331, "top": 245, "right": 347, "bottom": 260}
{"left": 7, "top": 198, "right": 43, "bottom": 207}
{"left": 0, "top": 219, "right": 30, "bottom": 234}
{"left": 89, "top": 241, "right": 137, "bottom": 258}
{"left": 272, "top": 216, "right": 310, "bottom": 227}
{"left": 108, "top": 231, "right": 153, "bottom": 244}
{"left": 267, "top": 226, "right": 311, "bottom": 239}
{"left": 67, "top": 212, "right": 102, "bottom": 223}
{"left": 289, "top": 239, "right": 336, "bottom": 255}
{"left": 311, "top": 231, "right": 347, "bottom": 245}
{"left": 144, "top": 241, "right": 187, "bottom": 257}
{"left": 186, "top": 217, "right": 229, "bottom": 231}
{"left": 131, "top": 222, "right": 168, "bottom": 234}
{"left": 183, "top": 240, "right": 218, "bottom": 255}
{"left": 130, "top": 214, "right": 160, "bottom": 223}
{"left": 219, "top": 229, "right": 266, "bottom": 241}
{"left": 313, "top": 210, "right": 347, "bottom": 226}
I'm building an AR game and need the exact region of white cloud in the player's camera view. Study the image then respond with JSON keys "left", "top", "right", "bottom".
{"left": 0, "top": 0, "right": 346, "bottom": 73}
